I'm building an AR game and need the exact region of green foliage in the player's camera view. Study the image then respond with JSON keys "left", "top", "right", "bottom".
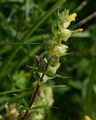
{"left": 0, "top": 0, "right": 96, "bottom": 120}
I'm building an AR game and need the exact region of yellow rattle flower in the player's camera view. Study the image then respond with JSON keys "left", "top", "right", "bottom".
{"left": 62, "top": 13, "right": 77, "bottom": 29}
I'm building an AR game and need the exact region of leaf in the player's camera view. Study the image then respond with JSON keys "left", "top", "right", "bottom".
{"left": 21, "top": 98, "right": 28, "bottom": 107}
{"left": 82, "top": 55, "right": 96, "bottom": 118}
{"left": 55, "top": 74, "right": 70, "bottom": 79}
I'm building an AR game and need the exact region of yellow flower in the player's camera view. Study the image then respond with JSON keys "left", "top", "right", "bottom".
{"left": 73, "top": 28, "right": 83, "bottom": 32}
{"left": 69, "top": 13, "right": 77, "bottom": 22}
{"left": 84, "top": 115, "right": 92, "bottom": 120}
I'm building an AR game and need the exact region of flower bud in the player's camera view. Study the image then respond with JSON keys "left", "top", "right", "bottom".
{"left": 43, "top": 87, "right": 54, "bottom": 106}
{"left": 34, "top": 56, "right": 47, "bottom": 72}
{"left": 43, "top": 38, "right": 53, "bottom": 50}
{"left": 47, "top": 53, "right": 59, "bottom": 67}
{"left": 47, "top": 62, "right": 60, "bottom": 76}
{"left": 53, "top": 44, "right": 68, "bottom": 57}
{"left": 59, "top": 29, "right": 72, "bottom": 41}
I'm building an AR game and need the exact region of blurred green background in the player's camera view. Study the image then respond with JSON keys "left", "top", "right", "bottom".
{"left": 0, "top": 0, "right": 96, "bottom": 120}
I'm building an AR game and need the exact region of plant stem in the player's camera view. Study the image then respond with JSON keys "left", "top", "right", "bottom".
{"left": 21, "top": 64, "right": 48, "bottom": 120}
{"left": 21, "top": 85, "right": 39, "bottom": 120}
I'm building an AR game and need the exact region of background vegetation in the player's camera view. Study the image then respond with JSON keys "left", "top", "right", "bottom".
{"left": 0, "top": 0, "right": 96, "bottom": 120}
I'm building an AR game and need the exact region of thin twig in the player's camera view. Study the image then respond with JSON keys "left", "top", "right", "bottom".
{"left": 76, "top": 0, "right": 88, "bottom": 12}
{"left": 74, "top": 11, "right": 96, "bottom": 29}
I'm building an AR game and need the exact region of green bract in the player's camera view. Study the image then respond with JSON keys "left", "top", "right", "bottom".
{"left": 57, "top": 9, "right": 69, "bottom": 21}
{"left": 47, "top": 63, "right": 60, "bottom": 76}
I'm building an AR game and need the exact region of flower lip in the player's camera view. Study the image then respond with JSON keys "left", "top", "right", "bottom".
{"left": 69, "top": 13, "right": 77, "bottom": 22}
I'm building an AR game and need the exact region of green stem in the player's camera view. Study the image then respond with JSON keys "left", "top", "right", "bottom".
{"left": 0, "top": 88, "right": 31, "bottom": 96}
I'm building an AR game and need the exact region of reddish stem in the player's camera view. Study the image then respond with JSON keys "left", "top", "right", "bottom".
{"left": 21, "top": 85, "right": 39, "bottom": 120}
{"left": 21, "top": 64, "right": 48, "bottom": 120}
